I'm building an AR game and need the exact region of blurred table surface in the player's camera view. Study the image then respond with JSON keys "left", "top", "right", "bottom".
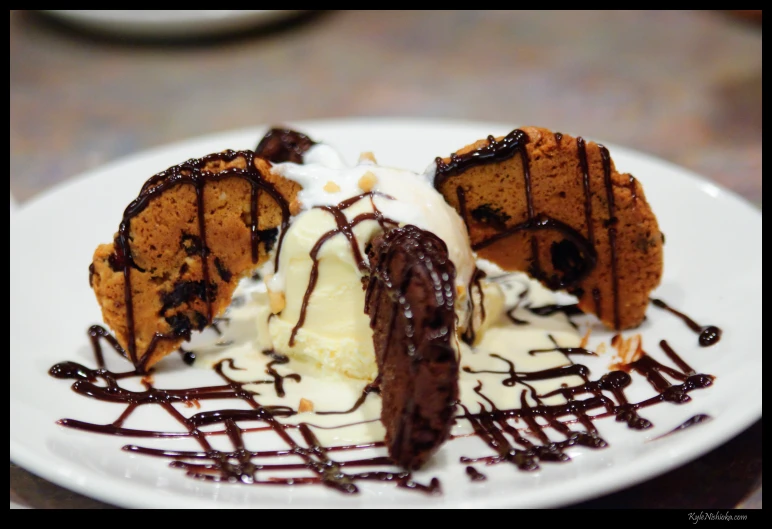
{"left": 9, "top": 10, "right": 761, "bottom": 509}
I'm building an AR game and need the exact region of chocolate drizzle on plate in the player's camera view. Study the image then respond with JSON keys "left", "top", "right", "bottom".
{"left": 50, "top": 327, "right": 438, "bottom": 495}
{"left": 651, "top": 414, "right": 712, "bottom": 440}
{"left": 261, "top": 349, "right": 301, "bottom": 398}
{"left": 51, "top": 266, "right": 716, "bottom": 495}
{"left": 528, "top": 303, "right": 584, "bottom": 319}
{"left": 529, "top": 335, "right": 597, "bottom": 357}
{"left": 651, "top": 298, "right": 722, "bottom": 346}
{"left": 460, "top": 337, "right": 713, "bottom": 470}
{"left": 461, "top": 267, "right": 487, "bottom": 345}
{"left": 317, "top": 382, "right": 381, "bottom": 416}
{"left": 179, "top": 348, "right": 196, "bottom": 366}
{"left": 493, "top": 274, "right": 585, "bottom": 328}
{"left": 465, "top": 466, "right": 487, "bottom": 482}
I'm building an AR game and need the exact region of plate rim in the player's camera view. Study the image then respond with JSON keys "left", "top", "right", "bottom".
{"left": 9, "top": 117, "right": 763, "bottom": 509}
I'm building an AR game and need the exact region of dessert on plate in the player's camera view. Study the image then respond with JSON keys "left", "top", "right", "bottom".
{"left": 50, "top": 125, "right": 716, "bottom": 494}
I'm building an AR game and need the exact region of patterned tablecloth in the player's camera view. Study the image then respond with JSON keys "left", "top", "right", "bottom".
{"left": 9, "top": 10, "right": 761, "bottom": 509}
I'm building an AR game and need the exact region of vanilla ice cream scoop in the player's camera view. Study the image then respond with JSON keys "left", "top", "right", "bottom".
{"left": 267, "top": 199, "right": 384, "bottom": 380}
{"left": 265, "top": 144, "right": 498, "bottom": 380}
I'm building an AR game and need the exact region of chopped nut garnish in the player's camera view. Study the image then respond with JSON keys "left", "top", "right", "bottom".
{"left": 580, "top": 328, "right": 592, "bottom": 349}
{"left": 324, "top": 181, "right": 341, "bottom": 193}
{"left": 299, "top": 398, "right": 314, "bottom": 413}
{"left": 289, "top": 198, "right": 302, "bottom": 216}
{"left": 457, "top": 285, "right": 466, "bottom": 297}
{"left": 268, "top": 290, "right": 286, "bottom": 315}
{"left": 358, "top": 151, "right": 377, "bottom": 164}
{"left": 358, "top": 171, "right": 378, "bottom": 192}
{"left": 609, "top": 334, "right": 643, "bottom": 370}
{"left": 182, "top": 399, "right": 201, "bottom": 409}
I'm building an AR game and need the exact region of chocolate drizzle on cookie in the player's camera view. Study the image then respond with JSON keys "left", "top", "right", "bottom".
{"left": 577, "top": 137, "right": 595, "bottom": 247}
{"left": 599, "top": 145, "right": 621, "bottom": 329}
{"left": 472, "top": 214, "right": 598, "bottom": 291}
{"left": 437, "top": 130, "right": 546, "bottom": 280}
{"left": 114, "top": 150, "right": 292, "bottom": 369}
{"left": 435, "top": 130, "right": 643, "bottom": 330}
{"left": 441, "top": 132, "right": 587, "bottom": 289}
{"left": 434, "top": 130, "right": 530, "bottom": 186}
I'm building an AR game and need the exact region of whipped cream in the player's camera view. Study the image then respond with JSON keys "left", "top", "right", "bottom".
{"left": 271, "top": 144, "right": 476, "bottom": 294}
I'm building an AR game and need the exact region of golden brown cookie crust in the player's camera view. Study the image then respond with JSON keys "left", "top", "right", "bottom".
{"left": 434, "top": 126, "right": 663, "bottom": 330}
{"left": 90, "top": 152, "right": 300, "bottom": 370}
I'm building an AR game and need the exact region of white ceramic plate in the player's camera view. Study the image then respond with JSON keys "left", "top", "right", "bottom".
{"left": 40, "top": 10, "right": 303, "bottom": 38}
{"left": 9, "top": 119, "right": 762, "bottom": 509}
